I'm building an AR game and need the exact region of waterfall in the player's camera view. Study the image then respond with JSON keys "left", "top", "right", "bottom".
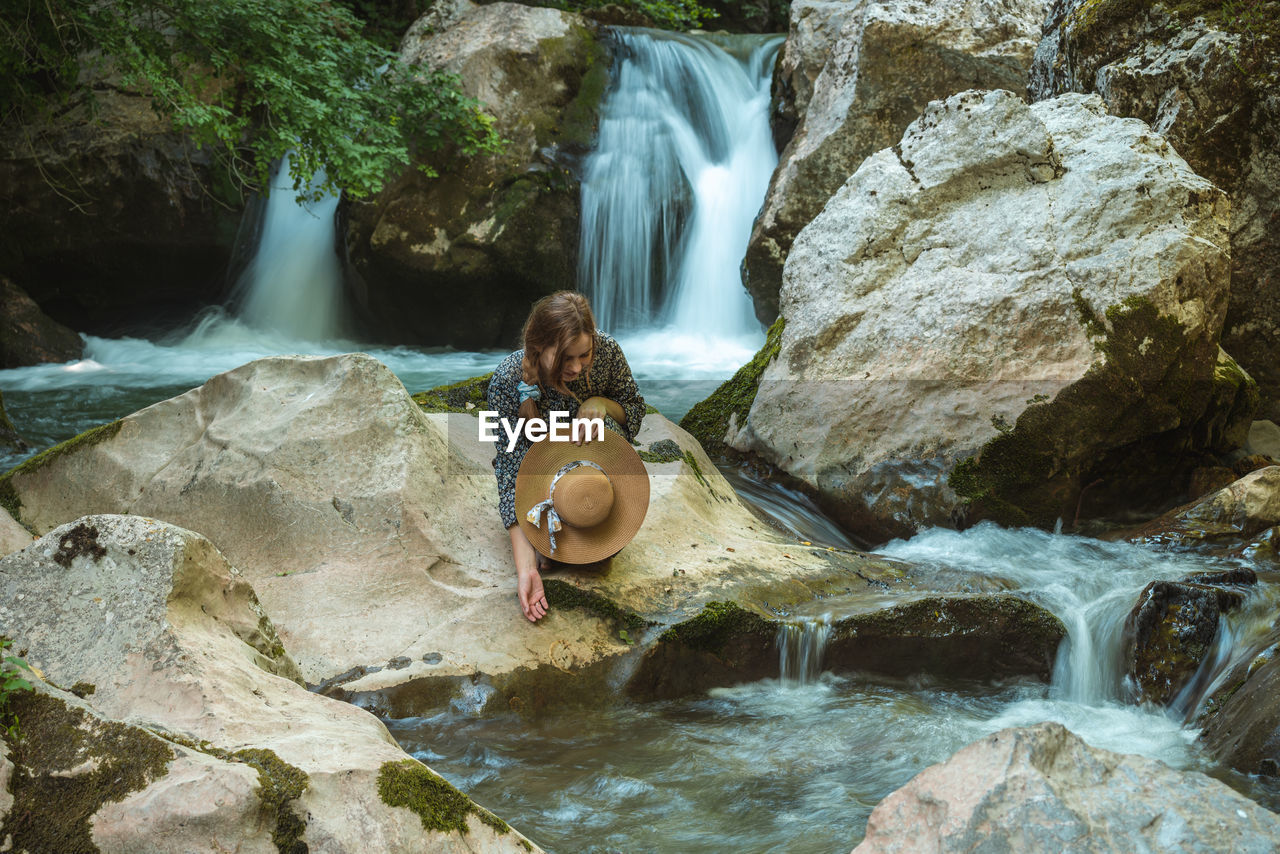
{"left": 207, "top": 152, "right": 346, "bottom": 342}
{"left": 778, "top": 616, "right": 832, "bottom": 685}
{"left": 579, "top": 30, "right": 781, "bottom": 338}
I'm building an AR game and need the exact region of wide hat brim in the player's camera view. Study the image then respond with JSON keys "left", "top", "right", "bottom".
{"left": 515, "top": 429, "right": 650, "bottom": 563}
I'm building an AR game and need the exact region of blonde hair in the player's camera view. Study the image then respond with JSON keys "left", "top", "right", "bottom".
{"left": 521, "top": 291, "right": 597, "bottom": 397}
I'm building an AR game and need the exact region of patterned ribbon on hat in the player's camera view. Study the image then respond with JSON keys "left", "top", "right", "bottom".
{"left": 525, "top": 460, "right": 609, "bottom": 555}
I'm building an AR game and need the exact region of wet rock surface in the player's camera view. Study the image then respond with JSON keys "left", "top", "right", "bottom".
{"left": 854, "top": 722, "right": 1280, "bottom": 852}
{"left": 628, "top": 594, "right": 1066, "bottom": 701}
{"left": 0, "top": 515, "right": 539, "bottom": 852}
{"left": 344, "top": 2, "right": 608, "bottom": 348}
{"left": 1131, "top": 465, "right": 1280, "bottom": 549}
{"left": 735, "top": 89, "right": 1238, "bottom": 539}
{"left": 1123, "top": 578, "right": 1246, "bottom": 707}
{"left": 1030, "top": 0, "right": 1280, "bottom": 419}
{"left": 744, "top": 0, "right": 1045, "bottom": 322}
{"left": 0, "top": 277, "right": 83, "bottom": 369}
{"left": 1200, "top": 623, "right": 1280, "bottom": 778}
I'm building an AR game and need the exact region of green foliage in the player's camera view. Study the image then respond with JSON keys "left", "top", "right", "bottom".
{"left": 1, "top": 0, "right": 502, "bottom": 200}
{"left": 530, "top": 0, "right": 718, "bottom": 30}
{"left": 1, "top": 637, "right": 35, "bottom": 742}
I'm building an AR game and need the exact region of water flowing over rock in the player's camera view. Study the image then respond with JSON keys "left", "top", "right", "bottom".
{"left": 1123, "top": 578, "right": 1246, "bottom": 707}
{"left": 0, "top": 90, "right": 242, "bottom": 335}
{"left": 1029, "top": 0, "right": 1280, "bottom": 419}
{"left": 0, "top": 353, "right": 1061, "bottom": 714}
{"left": 1200, "top": 621, "right": 1280, "bottom": 778}
{"left": 743, "top": 0, "right": 1046, "bottom": 322}
{"left": 344, "top": 2, "right": 608, "bottom": 348}
{"left": 0, "top": 515, "right": 537, "bottom": 851}
{"left": 853, "top": 721, "right": 1280, "bottom": 852}
{"left": 1, "top": 277, "right": 83, "bottom": 368}
{"left": 733, "top": 89, "right": 1237, "bottom": 540}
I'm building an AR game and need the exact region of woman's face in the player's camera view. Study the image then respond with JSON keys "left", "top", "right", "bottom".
{"left": 542, "top": 332, "right": 593, "bottom": 383}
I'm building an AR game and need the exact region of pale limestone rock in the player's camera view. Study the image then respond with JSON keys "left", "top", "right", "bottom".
{"left": 1030, "top": 0, "right": 1280, "bottom": 418}
{"left": 0, "top": 506, "right": 32, "bottom": 558}
{"left": 745, "top": 0, "right": 1046, "bottom": 321}
{"left": 92, "top": 749, "right": 270, "bottom": 854}
{"left": 737, "top": 90, "right": 1232, "bottom": 537}
{"left": 0, "top": 516, "right": 538, "bottom": 852}
{"left": 1161, "top": 466, "right": 1280, "bottom": 542}
{"left": 853, "top": 722, "right": 1280, "bottom": 852}
{"left": 0, "top": 354, "right": 974, "bottom": 710}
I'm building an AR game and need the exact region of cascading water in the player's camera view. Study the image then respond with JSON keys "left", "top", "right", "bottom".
{"left": 185, "top": 151, "right": 346, "bottom": 346}
{"left": 778, "top": 616, "right": 833, "bottom": 684}
{"left": 580, "top": 30, "right": 780, "bottom": 355}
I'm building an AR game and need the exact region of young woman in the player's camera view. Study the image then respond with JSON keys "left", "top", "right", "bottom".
{"left": 486, "top": 291, "right": 646, "bottom": 622}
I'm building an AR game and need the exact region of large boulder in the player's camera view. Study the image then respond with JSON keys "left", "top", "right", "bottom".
{"left": 0, "top": 515, "right": 537, "bottom": 851}
{"left": 0, "top": 90, "right": 243, "bottom": 335}
{"left": 0, "top": 353, "right": 1063, "bottom": 715}
{"left": 732, "top": 89, "right": 1239, "bottom": 540}
{"left": 744, "top": 0, "right": 1046, "bottom": 323}
{"left": 344, "top": 2, "right": 609, "bottom": 348}
{"left": 1030, "top": 0, "right": 1280, "bottom": 419}
{"left": 0, "top": 277, "right": 83, "bottom": 368}
{"left": 853, "top": 722, "right": 1280, "bottom": 852}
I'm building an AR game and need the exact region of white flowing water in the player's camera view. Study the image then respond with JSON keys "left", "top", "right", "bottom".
{"left": 579, "top": 29, "right": 778, "bottom": 346}
{"left": 386, "top": 524, "right": 1277, "bottom": 853}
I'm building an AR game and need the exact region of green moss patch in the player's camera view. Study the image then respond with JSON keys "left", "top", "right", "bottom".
{"left": 949, "top": 295, "right": 1233, "bottom": 527}
{"left": 658, "top": 601, "right": 773, "bottom": 655}
{"left": 543, "top": 578, "right": 652, "bottom": 633}
{"left": 412, "top": 373, "right": 492, "bottom": 415}
{"left": 0, "top": 419, "right": 123, "bottom": 524}
{"left": 0, "top": 691, "right": 175, "bottom": 853}
{"left": 638, "top": 439, "right": 683, "bottom": 464}
{"left": 233, "top": 748, "right": 309, "bottom": 853}
{"left": 378, "top": 758, "right": 509, "bottom": 836}
{"left": 679, "top": 317, "right": 784, "bottom": 457}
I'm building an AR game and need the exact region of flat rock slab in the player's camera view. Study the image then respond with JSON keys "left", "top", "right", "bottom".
{"left": 2, "top": 354, "right": 1061, "bottom": 715}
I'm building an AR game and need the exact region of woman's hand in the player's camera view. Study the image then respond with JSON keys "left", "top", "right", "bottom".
{"left": 510, "top": 524, "right": 548, "bottom": 622}
{"left": 574, "top": 396, "right": 623, "bottom": 444}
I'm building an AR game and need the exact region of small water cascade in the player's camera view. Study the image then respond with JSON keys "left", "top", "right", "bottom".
{"left": 778, "top": 616, "right": 833, "bottom": 684}
{"left": 579, "top": 30, "right": 781, "bottom": 340}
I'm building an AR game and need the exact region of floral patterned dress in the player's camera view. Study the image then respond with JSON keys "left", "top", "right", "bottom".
{"left": 486, "top": 331, "right": 646, "bottom": 528}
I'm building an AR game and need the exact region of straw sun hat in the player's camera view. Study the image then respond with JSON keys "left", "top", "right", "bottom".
{"left": 515, "top": 430, "right": 650, "bottom": 564}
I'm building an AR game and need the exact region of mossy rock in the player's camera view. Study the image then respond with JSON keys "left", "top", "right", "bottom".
{"left": 0, "top": 690, "right": 175, "bottom": 852}
{"left": 626, "top": 594, "right": 1066, "bottom": 700}
{"left": 412, "top": 373, "right": 493, "bottom": 415}
{"left": 378, "top": 758, "right": 511, "bottom": 836}
{"left": 680, "top": 316, "right": 784, "bottom": 457}
{"left": 0, "top": 419, "right": 123, "bottom": 524}
{"left": 949, "top": 295, "right": 1239, "bottom": 528}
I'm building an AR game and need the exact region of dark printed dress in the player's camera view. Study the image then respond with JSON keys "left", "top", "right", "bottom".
{"left": 487, "top": 331, "right": 646, "bottom": 529}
